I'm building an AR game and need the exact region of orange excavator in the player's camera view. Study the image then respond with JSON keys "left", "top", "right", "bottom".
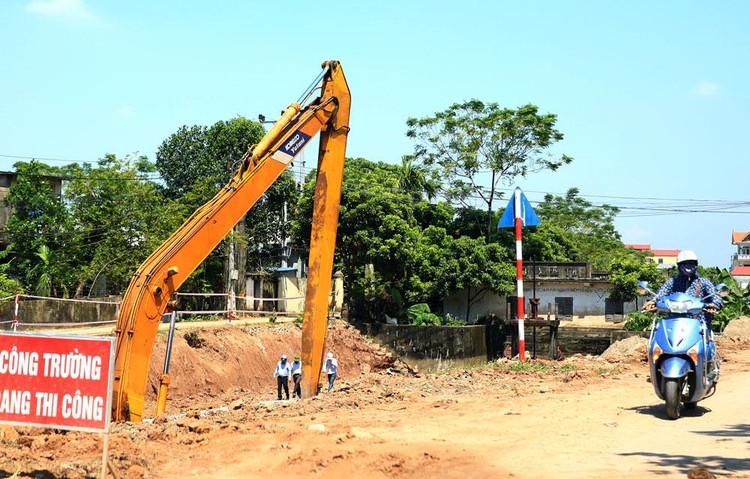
{"left": 112, "top": 60, "right": 350, "bottom": 421}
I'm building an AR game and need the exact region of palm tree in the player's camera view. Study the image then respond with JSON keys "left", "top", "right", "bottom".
{"left": 397, "top": 156, "right": 439, "bottom": 201}
{"left": 27, "top": 245, "right": 53, "bottom": 297}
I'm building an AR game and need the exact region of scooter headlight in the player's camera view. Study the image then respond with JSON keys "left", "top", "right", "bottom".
{"left": 665, "top": 299, "right": 690, "bottom": 314}
{"left": 652, "top": 343, "right": 663, "bottom": 363}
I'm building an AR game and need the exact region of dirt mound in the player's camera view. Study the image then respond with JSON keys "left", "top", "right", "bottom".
{"left": 600, "top": 335, "right": 648, "bottom": 363}
{"left": 722, "top": 316, "right": 750, "bottom": 343}
{"left": 146, "top": 320, "right": 398, "bottom": 409}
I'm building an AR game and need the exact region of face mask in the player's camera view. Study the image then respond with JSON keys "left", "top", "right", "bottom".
{"left": 678, "top": 263, "right": 697, "bottom": 277}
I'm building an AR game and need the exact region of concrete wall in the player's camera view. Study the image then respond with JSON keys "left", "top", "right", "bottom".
{"left": 357, "top": 322, "right": 648, "bottom": 370}
{"left": 354, "top": 323, "right": 487, "bottom": 372}
{"left": 0, "top": 298, "right": 118, "bottom": 330}
{"left": 442, "top": 289, "right": 507, "bottom": 324}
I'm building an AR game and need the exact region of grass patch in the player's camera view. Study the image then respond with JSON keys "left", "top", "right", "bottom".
{"left": 557, "top": 363, "right": 579, "bottom": 373}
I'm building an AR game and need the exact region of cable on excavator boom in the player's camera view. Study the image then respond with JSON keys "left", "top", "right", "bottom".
{"left": 112, "top": 60, "right": 350, "bottom": 421}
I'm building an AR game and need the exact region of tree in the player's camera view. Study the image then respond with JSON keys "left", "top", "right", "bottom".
{"left": 155, "top": 117, "right": 289, "bottom": 297}
{"left": 431, "top": 233, "right": 516, "bottom": 322}
{"left": 607, "top": 252, "right": 662, "bottom": 303}
{"left": 3, "top": 161, "right": 73, "bottom": 295}
{"left": 406, "top": 100, "right": 572, "bottom": 241}
{"left": 292, "top": 157, "right": 516, "bottom": 323}
{"left": 156, "top": 117, "right": 266, "bottom": 202}
{"left": 63, "top": 154, "right": 167, "bottom": 297}
{"left": 529, "top": 188, "right": 622, "bottom": 270}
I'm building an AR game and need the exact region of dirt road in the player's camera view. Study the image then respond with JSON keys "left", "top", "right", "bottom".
{"left": 156, "top": 345, "right": 750, "bottom": 479}
{"left": 1, "top": 322, "right": 748, "bottom": 478}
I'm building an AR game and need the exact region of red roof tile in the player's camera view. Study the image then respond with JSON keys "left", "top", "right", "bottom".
{"left": 732, "top": 231, "right": 750, "bottom": 244}
{"left": 651, "top": 249, "right": 680, "bottom": 256}
{"left": 731, "top": 266, "right": 750, "bottom": 276}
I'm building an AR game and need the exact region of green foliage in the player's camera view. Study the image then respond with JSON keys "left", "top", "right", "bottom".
{"left": 529, "top": 188, "right": 622, "bottom": 270}
{"left": 608, "top": 252, "right": 662, "bottom": 303}
{"left": 623, "top": 310, "right": 657, "bottom": 331}
{"left": 293, "top": 158, "right": 518, "bottom": 323}
{"left": 64, "top": 154, "right": 167, "bottom": 296}
{"left": 0, "top": 273, "right": 22, "bottom": 298}
{"left": 708, "top": 268, "right": 750, "bottom": 332}
{"left": 442, "top": 314, "right": 466, "bottom": 326}
{"left": 156, "top": 117, "right": 265, "bottom": 201}
{"left": 3, "top": 161, "right": 74, "bottom": 296}
{"left": 26, "top": 245, "right": 55, "bottom": 297}
{"left": 406, "top": 303, "right": 442, "bottom": 326}
{"left": 406, "top": 100, "right": 572, "bottom": 240}
{"left": 495, "top": 361, "right": 553, "bottom": 373}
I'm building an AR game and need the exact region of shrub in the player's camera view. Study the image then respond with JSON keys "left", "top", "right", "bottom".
{"left": 623, "top": 310, "right": 657, "bottom": 332}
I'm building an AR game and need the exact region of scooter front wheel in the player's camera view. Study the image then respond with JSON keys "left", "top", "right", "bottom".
{"left": 664, "top": 378, "right": 681, "bottom": 420}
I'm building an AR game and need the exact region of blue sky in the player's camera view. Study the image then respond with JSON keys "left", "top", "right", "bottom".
{"left": 1, "top": 1, "right": 749, "bottom": 268}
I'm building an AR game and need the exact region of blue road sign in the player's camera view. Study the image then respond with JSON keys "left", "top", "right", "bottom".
{"left": 498, "top": 187, "right": 540, "bottom": 228}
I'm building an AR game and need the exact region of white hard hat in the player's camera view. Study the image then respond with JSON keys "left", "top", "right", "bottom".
{"left": 677, "top": 250, "right": 698, "bottom": 264}
{"left": 327, "top": 352, "right": 333, "bottom": 360}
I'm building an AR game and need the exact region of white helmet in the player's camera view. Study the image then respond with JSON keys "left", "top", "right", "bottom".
{"left": 677, "top": 250, "right": 698, "bottom": 264}
{"left": 327, "top": 352, "right": 333, "bottom": 360}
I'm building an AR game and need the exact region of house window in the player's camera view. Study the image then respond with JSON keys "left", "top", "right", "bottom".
{"left": 605, "top": 297, "right": 624, "bottom": 320}
{"left": 658, "top": 258, "right": 664, "bottom": 264}
{"left": 555, "top": 297, "right": 573, "bottom": 320}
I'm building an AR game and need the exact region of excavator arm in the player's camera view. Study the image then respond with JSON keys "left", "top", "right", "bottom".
{"left": 112, "top": 60, "right": 350, "bottom": 421}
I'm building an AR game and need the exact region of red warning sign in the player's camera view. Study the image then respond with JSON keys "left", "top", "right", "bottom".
{"left": 0, "top": 332, "right": 114, "bottom": 432}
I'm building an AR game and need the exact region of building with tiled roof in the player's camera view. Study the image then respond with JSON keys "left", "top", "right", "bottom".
{"left": 625, "top": 244, "right": 681, "bottom": 270}
{"left": 731, "top": 231, "right": 750, "bottom": 287}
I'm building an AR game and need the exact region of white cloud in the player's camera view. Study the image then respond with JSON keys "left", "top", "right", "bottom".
{"left": 692, "top": 81, "right": 720, "bottom": 97}
{"left": 115, "top": 106, "right": 137, "bottom": 121}
{"left": 26, "top": 0, "right": 98, "bottom": 24}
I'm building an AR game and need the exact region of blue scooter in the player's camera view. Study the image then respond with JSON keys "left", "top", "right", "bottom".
{"left": 637, "top": 281, "right": 728, "bottom": 420}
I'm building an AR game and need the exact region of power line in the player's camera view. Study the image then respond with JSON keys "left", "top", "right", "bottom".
{"left": 0, "top": 153, "right": 106, "bottom": 164}
{"left": 5, "top": 153, "right": 750, "bottom": 217}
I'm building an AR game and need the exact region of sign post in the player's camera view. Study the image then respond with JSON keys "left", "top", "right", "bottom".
{"left": 0, "top": 332, "right": 115, "bottom": 477}
{"left": 498, "top": 187, "right": 540, "bottom": 361}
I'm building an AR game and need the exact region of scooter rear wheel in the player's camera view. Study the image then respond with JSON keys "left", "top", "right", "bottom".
{"left": 665, "top": 378, "right": 681, "bottom": 419}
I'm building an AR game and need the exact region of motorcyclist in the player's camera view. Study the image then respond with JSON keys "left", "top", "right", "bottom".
{"left": 643, "top": 249, "right": 722, "bottom": 378}
{"left": 643, "top": 250, "right": 722, "bottom": 325}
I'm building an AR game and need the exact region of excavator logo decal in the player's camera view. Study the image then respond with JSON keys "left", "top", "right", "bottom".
{"left": 271, "top": 130, "right": 311, "bottom": 165}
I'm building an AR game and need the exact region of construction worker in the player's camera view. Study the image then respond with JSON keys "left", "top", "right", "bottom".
{"left": 291, "top": 355, "right": 303, "bottom": 398}
{"left": 273, "top": 354, "right": 291, "bottom": 400}
{"left": 323, "top": 352, "right": 338, "bottom": 392}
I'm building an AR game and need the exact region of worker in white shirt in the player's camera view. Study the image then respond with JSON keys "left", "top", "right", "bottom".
{"left": 323, "top": 352, "right": 338, "bottom": 392}
{"left": 273, "top": 354, "right": 292, "bottom": 400}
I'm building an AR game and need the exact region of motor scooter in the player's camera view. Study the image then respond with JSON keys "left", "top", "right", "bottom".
{"left": 637, "top": 281, "right": 729, "bottom": 419}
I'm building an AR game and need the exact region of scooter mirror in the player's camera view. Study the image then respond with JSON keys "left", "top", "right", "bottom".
{"left": 715, "top": 283, "right": 730, "bottom": 297}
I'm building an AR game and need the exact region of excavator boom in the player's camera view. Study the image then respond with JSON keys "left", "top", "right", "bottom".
{"left": 112, "top": 61, "right": 350, "bottom": 421}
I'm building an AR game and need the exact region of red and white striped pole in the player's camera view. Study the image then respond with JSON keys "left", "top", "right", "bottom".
{"left": 12, "top": 292, "right": 20, "bottom": 332}
{"left": 227, "top": 290, "right": 235, "bottom": 321}
{"left": 514, "top": 190, "right": 526, "bottom": 361}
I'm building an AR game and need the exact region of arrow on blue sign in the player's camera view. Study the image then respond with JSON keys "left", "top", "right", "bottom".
{"left": 498, "top": 187, "right": 540, "bottom": 228}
